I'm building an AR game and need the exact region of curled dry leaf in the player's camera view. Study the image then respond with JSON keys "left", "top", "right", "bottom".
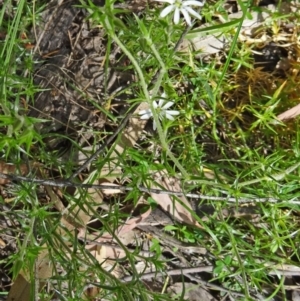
{"left": 0, "top": 161, "right": 28, "bottom": 185}
{"left": 101, "top": 182, "right": 124, "bottom": 195}
{"left": 117, "top": 204, "right": 152, "bottom": 236}
{"left": 115, "top": 102, "right": 149, "bottom": 154}
{"left": 80, "top": 199, "right": 152, "bottom": 286}
{"left": 167, "top": 282, "right": 217, "bottom": 301}
{"left": 267, "top": 262, "right": 300, "bottom": 276}
{"left": 7, "top": 249, "right": 53, "bottom": 301}
{"left": 85, "top": 198, "right": 152, "bottom": 245}
{"left": 150, "top": 170, "right": 203, "bottom": 229}
{"left": 81, "top": 197, "right": 151, "bottom": 268}
{"left": 277, "top": 103, "right": 300, "bottom": 121}
{"left": 82, "top": 245, "right": 122, "bottom": 299}
{"left": 7, "top": 274, "right": 30, "bottom": 301}
{"left": 86, "top": 243, "right": 127, "bottom": 260}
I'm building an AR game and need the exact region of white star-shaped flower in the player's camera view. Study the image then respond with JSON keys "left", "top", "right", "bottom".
{"left": 155, "top": 0, "right": 204, "bottom": 26}
{"left": 139, "top": 93, "right": 180, "bottom": 130}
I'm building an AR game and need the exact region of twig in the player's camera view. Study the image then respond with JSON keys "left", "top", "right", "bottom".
{"left": 119, "top": 266, "right": 213, "bottom": 282}
{"left": 0, "top": 172, "right": 291, "bottom": 203}
{"left": 174, "top": 24, "right": 192, "bottom": 52}
{"left": 79, "top": 238, "right": 156, "bottom": 258}
{"left": 185, "top": 274, "right": 247, "bottom": 298}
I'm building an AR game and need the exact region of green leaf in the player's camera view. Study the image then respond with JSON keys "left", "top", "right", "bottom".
{"left": 186, "top": 18, "right": 241, "bottom": 39}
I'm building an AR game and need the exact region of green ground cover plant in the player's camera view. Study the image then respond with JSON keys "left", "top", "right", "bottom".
{"left": 1, "top": 0, "right": 300, "bottom": 300}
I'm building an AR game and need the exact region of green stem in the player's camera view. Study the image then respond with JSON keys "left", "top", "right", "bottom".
{"left": 212, "top": 2, "right": 250, "bottom": 142}
{"left": 105, "top": 17, "right": 188, "bottom": 178}
{"left": 237, "top": 162, "right": 300, "bottom": 188}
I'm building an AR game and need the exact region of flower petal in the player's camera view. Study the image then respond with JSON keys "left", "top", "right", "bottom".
{"left": 140, "top": 114, "right": 153, "bottom": 120}
{"left": 154, "top": 0, "right": 174, "bottom": 3}
{"left": 166, "top": 112, "right": 175, "bottom": 120}
{"left": 160, "top": 5, "right": 175, "bottom": 18}
{"left": 182, "top": 0, "right": 204, "bottom": 6}
{"left": 152, "top": 100, "right": 159, "bottom": 109}
{"left": 181, "top": 8, "right": 192, "bottom": 26}
{"left": 162, "top": 101, "right": 174, "bottom": 110}
{"left": 165, "top": 113, "right": 175, "bottom": 120}
{"left": 165, "top": 111, "right": 180, "bottom": 120}
{"left": 139, "top": 110, "right": 152, "bottom": 119}
{"left": 166, "top": 110, "right": 180, "bottom": 116}
{"left": 158, "top": 98, "right": 165, "bottom": 107}
{"left": 184, "top": 6, "right": 202, "bottom": 20}
{"left": 139, "top": 109, "right": 150, "bottom": 115}
{"left": 173, "top": 7, "right": 180, "bottom": 24}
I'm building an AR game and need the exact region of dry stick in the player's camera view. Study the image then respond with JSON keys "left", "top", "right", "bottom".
{"left": 0, "top": 172, "right": 288, "bottom": 203}
{"left": 175, "top": 24, "right": 192, "bottom": 51}
{"left": 91, "top": 268, "right": 248, "bottom": 299}
{"left": 119, "top": 266, "right": 214, "bottom": 282}
{"left": 79, "top": 238, "right": 156, "bottom": 258}
{"left": 184, "top": 274, "right": 247, "bottom": 298}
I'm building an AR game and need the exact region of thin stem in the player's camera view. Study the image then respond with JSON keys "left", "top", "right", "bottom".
{"left": 105, "top": 16, "right": 188, "bottom": 178}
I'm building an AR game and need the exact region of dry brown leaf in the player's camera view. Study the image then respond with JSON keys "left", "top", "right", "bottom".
{"left": 81, "top": 198, "right": 152, "bottom": 266}
{"left": 6, "top": 274, "right": 31, "bottom": 301}
{"left": 84, "top": 244, "right": 125, "bottom": 297}
{"left": 114, "top": 102, "right": 149, "bottom": 154}
{"left": 32, "top": 248, "right": 53, "bottom": 280}
{"left": 150, "top": 171, "right": 203, "bottom": 229}
{"left": 79, "top": 103, "right": 151, "bottom": 246}
{"left": 7, "top": 248, "right": 53, "bottom": 301}
{"left": 0, "top": 161, "right": 28, "bottom": 185}
{"left": 90, "top": 244, "right": 106, "bottom": 265}
{"left": 99, "top": 165, "right": 123, "bottom": 181}
{"left": 267, "top": 263, "right": 300, "bottom": 276}
{"left": 117, "top": 205, "right": 151, "bottom": 236}
{"left": 277, "top": 103, "right": 300, "bottom": 121}
{"left": 45, "top": 185, "right": 80, "bottom": 234}
{"left": 167, "top": 282, "right": 217, "bottom": 301}
{"left": 83, "top": 285, "right": 100, "bottom": 301}
{"left": 179, "top": 8, "right": 275, "bottom": 58}
{"left": 85, "top": 200, "right": 151, "bottom": 245}
{"left": 87, "top": 244, "right": 125, "bottom": 277}
{"left": 0, "top": 237, "right": 6, "bottom": 248}
{"left": 86, "top": 243, "right": 127, "bottom": 259}
{"left": 101, "top": 182, "right": 124, "bottom": 195}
